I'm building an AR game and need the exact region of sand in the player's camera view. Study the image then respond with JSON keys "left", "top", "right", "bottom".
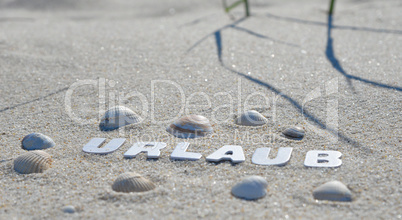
{"left": 0, "top": 0, "right": 401, "bottom": 219}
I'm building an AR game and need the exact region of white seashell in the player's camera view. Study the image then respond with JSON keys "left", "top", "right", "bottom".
{"left": 313, "top": 180, "right": 352, "bottom": 202}
{"left": 166, "top": 115, "right": 213, "bottom": 138}
{"left": 231, "top": 176, "right": 268, "bottom": 200}
{"left": 112, "top": 172, "right": 156, "bottom": 193}
{"left": 13, "top": 150, "right": 52, "bottom": 174}
{"left": 282, "top": 126, "right": 305, "bottom": 140}
{"left": 21, "top": 133, "right": 55, "bottom": 151}
{"left": 235, "top": 110, "right": 268, "bottom": 126}
{"left": 99, "top": 106, "right": 142, "bottom": 131}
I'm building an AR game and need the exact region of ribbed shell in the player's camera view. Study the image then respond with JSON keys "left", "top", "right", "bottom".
{"left": 235, "top": 110, "right": 268, "bottom": 126}
{"left": 313, "top": 181, "right": 352, "bottom": 202}
{"left": 21, "top": 133, "right": 55, "bottom": 151}
{"left": 112, "top": 172, "right": 156, "bottom": 193}
{"left": 282, "top": 126, "right": 305, "bottom": 139}
{"left": 14, "top": 150, "right": 52, "bottom": 174}
{"left": 100, "top": 106, "right": 142, "bottom": 131}
{"left": 231, "top": 176, "right": 268, "bottom": 200}
{"left": 166, "top": 115, "right": 213, "bottom": 138}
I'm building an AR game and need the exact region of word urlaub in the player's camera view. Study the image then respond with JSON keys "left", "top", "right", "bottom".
{"left": 83, "top": 138, "right": 343, "bottom": 168}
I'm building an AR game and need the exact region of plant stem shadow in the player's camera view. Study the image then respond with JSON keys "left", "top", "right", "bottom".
{"left": 266, "top": 12, "right": 402, "bottom": 92}
{"left": 325, "top": 14, "right": 402, "bottom": 92}
{"left": 187, "top": 17, "right": 299, "bottom": 53}
{"left": 0, "top": 87, "right": 69, "bottom": 113}
{"left": 187, "top": 17, "right": 362, "bottom": 149}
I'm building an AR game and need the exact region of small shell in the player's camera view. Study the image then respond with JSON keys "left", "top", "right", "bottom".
{"left": 235, "top": 110, "right": 268, "bottom": 126}
{"left": 112, "top": 172, "right": 156, "bottom": 193}
{"left": 99, "top": 106, "right": 142, "bottom": 131}
{"left": 166, "top": 115, "right": 213, "bottom": 138}
{"left": 282, "top": 126, "right": 305, "bottom": 140}
{"left": 313, "top": 180, "right": 352, "bottom": 202}
{"left": 21, "top": 133, "right": 55, "bottom": 151}
{"left": 231, "top": 176, "right": 268, "bottom": 200}
{"left": 14, "top": 150, "right": 52, "bottom": 174}
{"left": 62, "top": 205, "right": 76, "bottom": 214}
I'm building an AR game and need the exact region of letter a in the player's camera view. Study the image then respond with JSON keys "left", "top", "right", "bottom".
{"left": 304, "top": 150, "right": 342, "bottom": 168}
{"left": 206, "top": 145, "right": 245, "bottom": 163}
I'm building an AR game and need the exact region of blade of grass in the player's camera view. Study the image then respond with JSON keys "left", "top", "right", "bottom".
{"left": 224, "top": 0, "right": 245, "bottom": 13}
{"left": 329, "top": 0, "right": 336, "bottom": 15}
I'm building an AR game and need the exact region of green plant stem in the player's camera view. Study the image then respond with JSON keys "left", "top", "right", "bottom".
{"left": 329, "top": 0, "right": 336, "bottom": 15}
{"left": 224, "top": 0, "right": 244, "bottom": 13}
{"left": 244, "top": 0, "right": 250, "bottom": 17}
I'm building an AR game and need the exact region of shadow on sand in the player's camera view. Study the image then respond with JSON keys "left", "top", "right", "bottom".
{"left": 0, "top": 87, "right": 69, "bottom": 113}
{"left": 266, "top": 12, "right": 402, "bottom": 92}
{"left": 187, "top": 17, "right": 361, "bottom": 148}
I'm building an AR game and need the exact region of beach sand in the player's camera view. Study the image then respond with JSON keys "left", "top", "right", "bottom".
{"left": 0, "top": 0, "right": 401, "bottom": 219}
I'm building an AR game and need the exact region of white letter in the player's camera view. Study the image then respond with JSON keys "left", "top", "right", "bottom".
{"left": 170, "top": 142, "right": 202, "bottom": 161}
{"left": 304, "top": 150, "right": 342, "bottom": 168}
{"left": 252, "top": 147, "right": 293, "bottom": 166}
{"left": 206, "top": 145, "right": 245, "bottom": 163}
{"left": 124, "top": 142, "right": 167, "bottom": 159}
{"left": 83, "top": 138, "right": 126, "bottom": 154}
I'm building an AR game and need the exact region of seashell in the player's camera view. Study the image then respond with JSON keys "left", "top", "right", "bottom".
{"left": 62, "top": 205, "right": 76, "bottom": 214}
{"left": 14, "top": 150, "right": 52, "bottom": 174}
{"left": 282, "top": 126, "right": 305, "bottom": 140}
{"left": 313, "top": 180, "right": 352, "bottom": 202}
{"left": 99, "top": 106, "right": 142, "bottom": 131}
{"left": 235, "top": 110, "right": 268, "bottom": 126}
{"left": 112, "top": 172, "right": 156, "bottom": 193}
{"left": 21, "top": 133, "right": 55, "bottom": 151}
{"left": 231, "top": 176, "right": 268, "bottom": 200}
{"left": 166, "top": 115, "right": 213, "bottom": 138}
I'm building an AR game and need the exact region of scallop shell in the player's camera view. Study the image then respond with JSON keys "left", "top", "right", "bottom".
{"left": 112, "top": 172, "right": 156, "bottom": 193}
{"left": 21, "top": 133, "right": 55, "bottom": 151}
{"left": 282, "top": 126, "right": 305, "bottom": 140}
{"left": 14, "top": 150, "right": 52, "bottom": 174}
{"left": 99, "top": 106, "right": 142, "bottom": 131}
{"left": 235, "top": 110, "right": 268, "bottom": 126}
{"left": 166, "top": 115, "right": 213, "bottom": 138}
{"left": 231, "top": 176, "right": 268, "bottom": 200}
{"left": 313, "top": 180, "right": 352, "bottom": 202}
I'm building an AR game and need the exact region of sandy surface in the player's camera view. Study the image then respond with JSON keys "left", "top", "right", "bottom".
{"left": 0, "top": 0, "right": 401, "bottom": 219}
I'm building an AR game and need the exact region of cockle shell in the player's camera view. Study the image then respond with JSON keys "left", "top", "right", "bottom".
{"left": 99, "top": 106, "right": 142, "bottom": 131}
{"left": 112, "top": 172, "right": 156, "bottom": 193}
{"left": 166, "top": 115, "right": 213, "bottom": 138}
{"left": 235, "top": 110, "right": 268, "bottom": 126}
{"left": 313, "top": 180, "right": 352, "bottom": 202}
{"left": 282, "top": 126, "right": 305, "bottom": 140}
{"left": 13, "top": 150, "right": 52, "bottom": 174}
{"left": 21, "top": 133, "right": 55, "bottom": 151}
{"left": 231, "top": 176, "right": 268, "bottom": 200}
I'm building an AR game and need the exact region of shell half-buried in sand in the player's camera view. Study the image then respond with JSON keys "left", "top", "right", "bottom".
{"left": 99, "top": 106, "right": 142, "bottom": 131}
{"left": 21, "top": 133, "right": 55, "bottom": 151}
{"left": 112, "top": 172, "right": 156, "bottom": 193}
{"left": 14, "top": 150, "right": 52, "bottom": 174}
{"left": 231, "top": 176, "right": 268, "bottom": 200}
{"left": 235, "top": 110, "right": 268, "bottom": 126}
{"left": 313, "top": 180, "right": 352, "bottom": 202}
{"left": 282, "top": 126, "right": 305, "bottom": 140}
{"left": 166, "top": 115, "right": 213, "bottom": 138}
